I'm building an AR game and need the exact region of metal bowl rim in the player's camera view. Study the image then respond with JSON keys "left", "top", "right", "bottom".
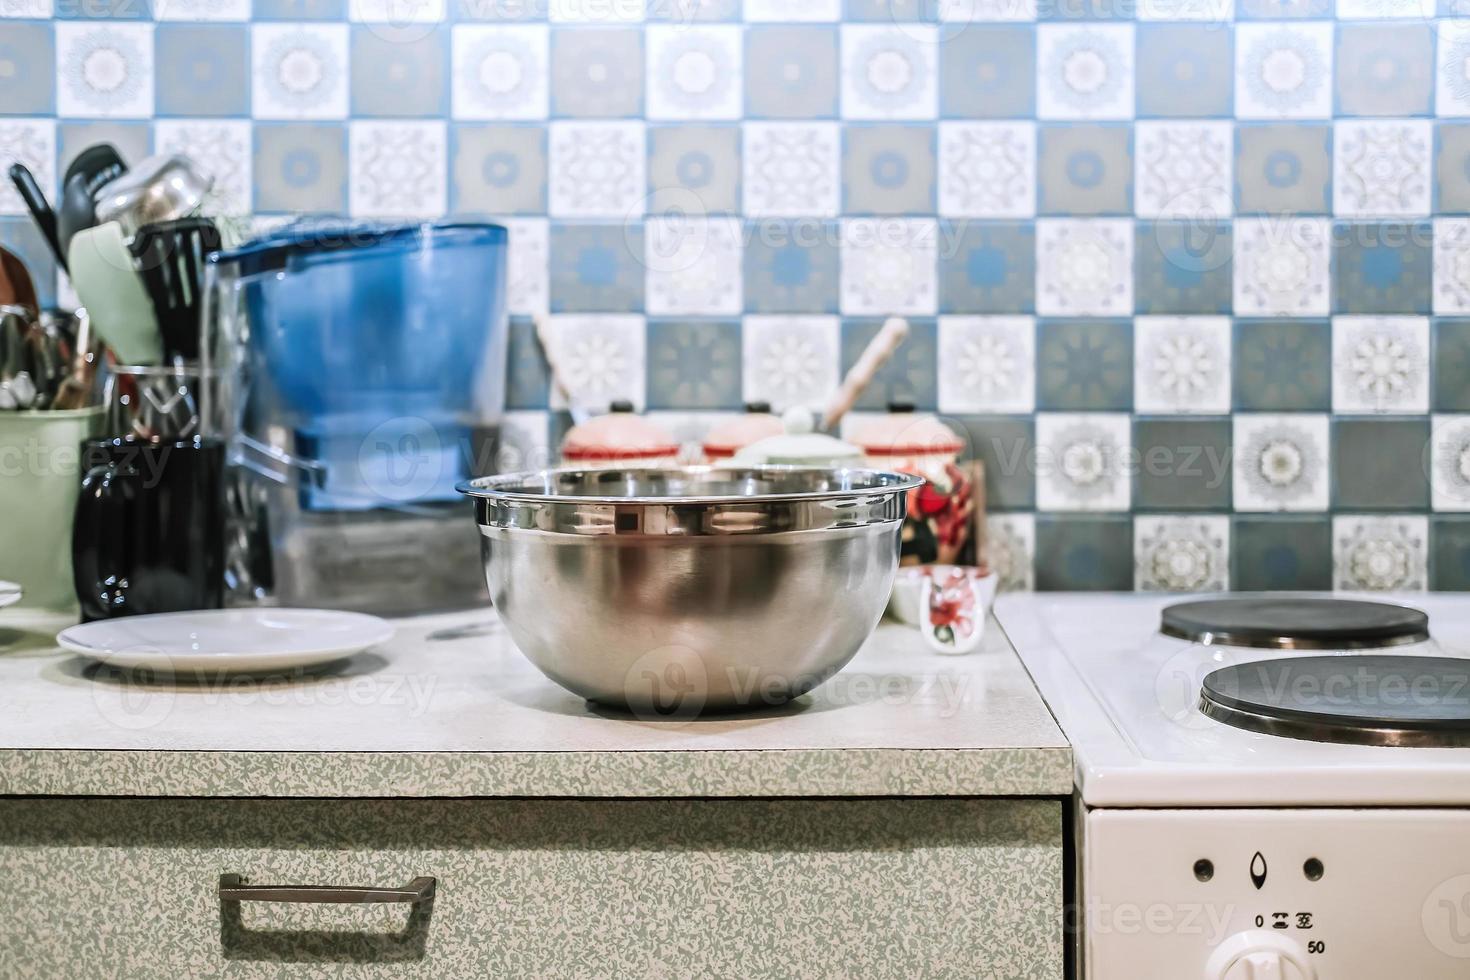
{"left": 456, "top": 465, "right": 924, "bottom": 506}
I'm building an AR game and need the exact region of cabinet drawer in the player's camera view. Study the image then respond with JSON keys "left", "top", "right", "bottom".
{"left": 0, "top": 797, "right": 1062, "bottom": 979}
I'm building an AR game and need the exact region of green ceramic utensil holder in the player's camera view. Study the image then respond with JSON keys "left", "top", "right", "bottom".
{"left": 0, "top": 407, "right": 104, "bottom": 610}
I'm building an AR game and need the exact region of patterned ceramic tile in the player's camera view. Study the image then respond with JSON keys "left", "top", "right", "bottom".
{"left": 0, "top": 120, "right": 55, "bottom": 216}
{"left": 1330, "top": 315, "right": 1430, "bottom": 414}
{"left": 253, "top": 121, "right": 348, "bottom": 212}
{"left": 1332, "top": 514, "right": 1428, "bottom": 591}
{"left": 644, "top": 214, "right": 742, "bottom": 315}
{"left": 350, "top": 26, "right": 447, "bottom": 118}
{"left": 1036, "top": 318, "right": 1132, "bottom": 411}
{"left": 746, "top": 0, "right": 840, "bottom": 19}
{"left": 1234, "top": 22, "right": 1333, "bottom": 121}
{"left": 348, "top": 0, "right": 445, "bottom": 22}
{"left": 1231, "top": 215, "right": 1330, "bottom": 316}
{"left": 1231, "top": 515, "right": 1332, "bottom": 590}
{"left": 155, "top": 0, "right": 251, "bottom": 18}
{"left": 1234, "top": 123, "right": 1330, "bottom": 214}
{"left": 1037, "top": 123, "right": 1130, "bottom": 215}
{"left": 348, "top": 119, "right": 446, "bottom": 216}
{"left": 1133, "top": 316, "right": 1230, "bottom": 414}
{"left": 551, "top": 26, "right": 643, "bottom": 117}
{"left": 843, "top": 124, "right": 935, "bottom": 215}
{"left": 548, "top": 119, "right": 645, "bottom": 216}
{"left": 1135, "top": 220, "right": 1233, "bottom": 315}
{"left": 743, "top": 122, "right": 841, "bottom": 217}
{"left": 1332, "top": 220, "right": 1431, "bottom": 315}
{"left": 1335, "top": 22, "right": 1432, "bottom": 118}
{"left": 1332, "top": 416, "right": 1430, "bottom": 511}
{"left": 649, "top": 124, "right": 739, "bottom": 213}
{"left": 548, "top": 221, "right": 643, "bottom": 312}
{"left": 549, "top": 0, "right": 645, "bottom": 21}
{"left": 741, "top": 315, "right": 841, "bottom": 411}
{"left": 1438, "top": 20, "right": 1470, "bottom": 118}
{"left": 984, "top": 513, "right": 1036, "bottom": 592}
{"left": 1432, "top": 414, "right": 1470, "bottom": 512}
{"left": 953, "top": 415, "right": 1037, "bottom": 510}
{"left": 840, "top": 23, "right": 939, "bottom": 121}
{"left": 55, "top": 22, "right": 153, "bottom": 118}
{"left": 543, "top": 314, "right": 646, "bottom": 410}
{"left": 646, "top": 319, "right": 741, "bottom": 409}
{"left": 743, "top": 221, "right": 841, "bottom": 313}
{"left": 451, "top": 123, "right": 547, "bottom": 214}
{"left": 1232, "top": 318, "right": 1331, "bottom": 411}
{"left": 1333, "top": 120, "right": 1432, "bottom": 218}
{"left": 1134, "top": 120, "right": 1231, "bottom": 220}
{"left": 154, "top": 24, "right": 247, "bottom": 116}
{"left": 251, "top": 23, "right": 349, "bottom": 120}
{"left": 938, "top": 121, "right": 1036, "bottom": 218}
{"left": 0, "top": 24, "right": 53, "bottom": 116}
{"left": 451, "top": 24, "right": 549, "bottom": 120}
{"left": 1035, "top": 411, "right": 1131, "bottom": 511}
{"left": 1035, "top": 218, "right": 1132, "bottom": 316}
{"left": 1034, "top": 514, "right": 1134, "bottom": 589}
{"left": 937, "top": 316, "right": 1035, "bottom": 414}
{"left": 1135, "top": 23, "right": 1232, "bottom": 118}
{"left": 744, "top": 25, "right": 839, "bottom": 119}
{"left": 646, "top": 24, "right": 741, "bottom": 120}
{"left": 939, "top": 220, "right": 1036, "bottom": 314}
{"left": 502, "top": 216, "right": 549, "bottom": 315}
{"left": 939, "top": 25, "right": 1035, "bottom": 119}
{"left": 1232, "top": 412, "right": 1330, "bottom": 512}
{"left": 1134, "top": 515, "right": 1229, "bottom": 592}
{"left": 1132, "top": 418, "right": 1233, "bottom": 511}
{"left": 839, "top": 217, "right": 938, "bottom": 315}
{"left": 1435, "top": 318, "right": 1470, "bottom": 412}
{"left": 1436, "top": 218, "right": 1470, "bottom": 314}
{"left": 1036, "top": 24, "right": 1134, "bottom": 121}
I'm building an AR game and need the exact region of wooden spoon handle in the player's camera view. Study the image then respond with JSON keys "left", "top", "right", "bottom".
{"left": 821, "top": 316, "right": 909, "bottom": 431}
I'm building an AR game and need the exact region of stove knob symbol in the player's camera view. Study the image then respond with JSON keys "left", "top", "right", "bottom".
{"left": 1207, "top": 931, "right": 1316, "bottom": 980}
{"left": 1250, "top": 851, "right": 1268, "bottom": 890}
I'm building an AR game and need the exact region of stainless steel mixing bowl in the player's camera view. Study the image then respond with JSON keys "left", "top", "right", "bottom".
{"left": 458, "top": 466, "right": 922, "bottom": 714}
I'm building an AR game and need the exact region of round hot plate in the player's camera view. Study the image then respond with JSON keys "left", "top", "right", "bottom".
{"left": 1200, "top": 655, "right": 1470, "bottom": 747}
{"left": 1161, "top": 597, "right": 1429, "bottom": 650}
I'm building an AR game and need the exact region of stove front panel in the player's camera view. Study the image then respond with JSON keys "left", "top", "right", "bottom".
{"left": 1085, "top": 808, "right": 1470, "bottom": 980}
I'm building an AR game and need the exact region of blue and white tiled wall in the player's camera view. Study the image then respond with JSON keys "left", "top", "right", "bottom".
{"left": 9, "top": 0, "right": 1470, "bottom": 591}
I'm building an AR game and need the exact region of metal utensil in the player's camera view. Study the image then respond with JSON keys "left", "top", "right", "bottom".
{"left": 50, "top": 309, "right": 100, "bottom": 411}
{"left": 94, "top": 155, "right": 211, "bottom": 238}
{"left": 130, "top": 216, "right": 222, "bottom": 361}
{"left": 458, "top": 466, "right": 922, "bottom": 713}
{"left": 7, "top": 163, "right": 66, "bottom": 272}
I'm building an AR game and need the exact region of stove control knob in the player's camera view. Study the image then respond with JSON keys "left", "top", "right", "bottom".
{"left": 1206, "top": 931, "right": 1316, "bottom": 980}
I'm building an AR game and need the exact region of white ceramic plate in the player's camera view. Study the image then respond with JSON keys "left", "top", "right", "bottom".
{"left": 0, "top": 581, "right": 21, "bottom": 609}
{"left": 57, "top": 608, "right": 395, "bottom": 675}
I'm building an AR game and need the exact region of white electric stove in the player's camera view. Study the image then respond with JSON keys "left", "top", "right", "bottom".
{"left": 996, "top": 592, "right": 1470, "bottom": 980}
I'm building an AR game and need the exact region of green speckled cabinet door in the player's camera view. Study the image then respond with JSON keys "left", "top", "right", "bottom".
{"left": 0, "top": 798, "right": 1062, "bottom": 979}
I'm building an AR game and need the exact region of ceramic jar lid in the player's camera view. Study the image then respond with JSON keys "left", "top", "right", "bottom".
{"left": 560, "top": 401, "right": 680, "bottom": 463}
{"left": 732, "top": 406, "right": 864, "bottom": 467}
{"left": 702, "top": 402, "right": 785, "bottom": 459}
{"left": 853, "top": 402, "right": 964, "bottom": 460}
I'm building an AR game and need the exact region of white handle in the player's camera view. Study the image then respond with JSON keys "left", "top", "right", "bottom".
{"left": 822, "top": 316, "right": 909, "bottom": 430}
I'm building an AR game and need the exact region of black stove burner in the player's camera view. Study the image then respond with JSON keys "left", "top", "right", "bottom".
{"left": 1200, "top": 655, "right": 1470, "bottom": 747}
{"left": 1161, "top": 597, "right": 1429, "bottom": 650}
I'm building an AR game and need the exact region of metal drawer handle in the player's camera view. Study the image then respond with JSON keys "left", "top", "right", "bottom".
{"left": 218, "top": 874, "right": 436, "bottom": 905}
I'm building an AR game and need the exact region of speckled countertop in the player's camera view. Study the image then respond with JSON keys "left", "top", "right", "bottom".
{"left": 0, "top": 609, "right": 1070, "bottom": 799}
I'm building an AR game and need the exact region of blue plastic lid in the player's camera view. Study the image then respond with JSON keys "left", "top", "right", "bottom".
{"left": 210, "top": 220, "right": 508, "bottom": 276}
